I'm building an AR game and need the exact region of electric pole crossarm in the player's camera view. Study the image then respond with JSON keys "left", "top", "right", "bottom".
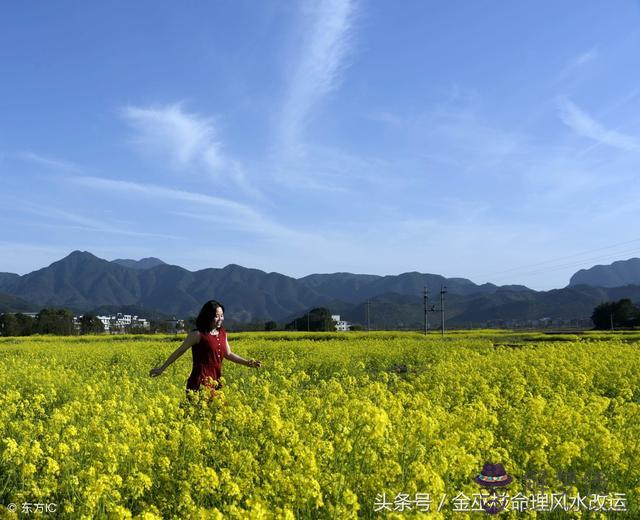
{"left": 440, "top": 285, "right": 447, "bottom": 336}
{"left": 423, "top": 287, "right": 429, "bottom": 335}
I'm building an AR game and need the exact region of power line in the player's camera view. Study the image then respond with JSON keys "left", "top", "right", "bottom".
{"left": 472, "top": 238, "right": 640, "bottom": 282}
{"left": 485, "top": 247, "right": 640, "bottom": 283}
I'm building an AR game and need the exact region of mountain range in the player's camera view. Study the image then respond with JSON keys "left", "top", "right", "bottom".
{"left": 569, "top": 258, "right": 640, "bottom": 288}
{"left": 1, "top": 251, "right": 639, "bottom": 327}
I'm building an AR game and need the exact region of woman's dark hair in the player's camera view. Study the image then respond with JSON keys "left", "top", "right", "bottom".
{"left": 195, "top": 300, "right": 225, "bottom": 333}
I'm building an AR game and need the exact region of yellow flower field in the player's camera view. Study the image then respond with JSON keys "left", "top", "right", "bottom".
{"left": 1, "top": 331, "right": 639, "bottom": 519}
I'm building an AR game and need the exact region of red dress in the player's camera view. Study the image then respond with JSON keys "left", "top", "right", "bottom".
{"left": 186, "top": 327, "right": 227, "bottom": 394}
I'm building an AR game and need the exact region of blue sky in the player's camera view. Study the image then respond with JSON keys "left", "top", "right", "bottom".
{"left": 2, "top": 1, "right": 640, "bottom": 290}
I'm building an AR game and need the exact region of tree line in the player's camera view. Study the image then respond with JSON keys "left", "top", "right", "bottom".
{"left": 4, "top": 301, "right": 634, "bottom": 336}
{"left": 285, "top": 307, "right": 336, "bottom": 332}
{"left": 591, "top": 299, "right": 640, "bottom": 330}
{"left": 0, "top": 309, "right": 99, "bottom": 336}
{"left": 0, "top": 309, "right": 169, "bottom": 336}
{"left": 0, "top": 308, "right": 316, "bottom": 336}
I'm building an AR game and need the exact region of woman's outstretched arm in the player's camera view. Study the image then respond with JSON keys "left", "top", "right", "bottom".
{"left": 149, "top": 330, "right": 200, "bottom": 377}
{"left": 225, "top": 338, "right": 262, "bottom": 368}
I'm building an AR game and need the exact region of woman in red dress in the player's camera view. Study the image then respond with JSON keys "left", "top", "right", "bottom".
{"left": 149, "top": 300, "right": 261, "bottom": 399}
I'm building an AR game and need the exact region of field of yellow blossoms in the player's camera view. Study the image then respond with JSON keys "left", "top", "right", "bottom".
{"left": 1, "top": 330, "right": 640, "bottom": 519}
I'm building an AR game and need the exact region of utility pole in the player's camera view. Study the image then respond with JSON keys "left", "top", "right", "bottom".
{"left": 367, "top": 299, "right": 370, "bottom": 332}
{"left": 610, "top": 312, "right": 614, "bottom": 332}
{"left": 425, "top": 288, "right": 442, "bottom": 335}
{"left": 440, "top": 285, "right": 447, "bottom": 336}
{"left": 423, "top": 286, "right": 429, "bottom": 335}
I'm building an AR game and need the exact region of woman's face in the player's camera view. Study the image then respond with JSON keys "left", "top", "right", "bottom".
{"left": 211, "top": 307, "right": 224, "bottom": 329}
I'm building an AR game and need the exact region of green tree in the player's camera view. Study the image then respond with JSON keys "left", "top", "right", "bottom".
{"left": 591, "top": 299, "right": 640, "bottom": 330}
{"left": 35, "top": 308, "right": 75, "bottom": 335}
{"left": 151, "top": 319, "right": 179, "bottom": 334}
{"left": 80, "top": 314, "right": 105, "bottom": 334}
{"left": 0, "top": 313, "right": 19, "bottom": 336}
{"left": 591, "top": 302, "right": 613, "bottom": 330}
{"left": 285, "top": 307, "right": 335, "bottom": 332}
{"left": 265, "top": 320, "right": 278, "bottom": 331}
{"left": 617, "top": 299, "right": 640, "bottom": 327}
{"left": 15, "top": 313, "right": 34, "bottom": 335}
{"left": 127, "top": 324, "right": 148, "bottom": 334}
{"left": 184, "top": 316, "right": 197, "bottom": 331}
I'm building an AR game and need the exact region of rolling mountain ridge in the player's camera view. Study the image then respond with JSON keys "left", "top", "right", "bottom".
{"left": 1, "top": 252, "right": 638, "bottom": 326}
{"left": 569, "top": 258, "right": 640, "bottom": 288}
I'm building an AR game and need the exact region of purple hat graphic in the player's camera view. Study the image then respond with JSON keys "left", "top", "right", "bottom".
{"left": 475, "top": 463, "right": 513, "bottom": 487}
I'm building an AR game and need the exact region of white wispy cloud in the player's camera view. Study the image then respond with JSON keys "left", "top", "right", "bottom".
{"left": 70, "top": 176, "right": 257, "bottom": 217}
{"left": 277, "top": 143, "right": 396, "bottom": 192}
{"left": 15, "top": 152, "right": 81, "bottom": 172}
{"left": 552, "top": 46, "right": 599, "bottom": 88}
{"left": 370, "top": 94, "right": 636, "bottom": 227}
{"left": 574, "top": 47, "right": 599, "bottom": 66}
{"left": 121, "top": 103, "right": 258, "bottom": 197}
{"left": 13, "top": 201, "right": 181, "bottom": 240}
{"left": 122, "top": 103, "right": 223, "bottom": 168}
{"left": 68, "top": 176, "right": 311, "bottom": 242}
{"left": 558, "top": 98, "right": 640, "bottom": 151}
{"left": 411, "top": 106, "right": 529, "bottom": 182}
{"left": 279, "top": 0, "right": 358, "bottom": 155}
{"left": 169, "top": 210, "right": 317, "bottom": 243}
{"left": 366, "top": 109, "right": 406, "bottom": 129}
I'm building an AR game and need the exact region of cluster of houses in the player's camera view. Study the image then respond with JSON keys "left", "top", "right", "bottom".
{"left": 0, "top": 311, "right": 151, "bottom": 334}
{"left": 93, "top": 313, "right": 150, "bottom": 332}
{"left": 98, "top": 314, "right": 350, "bottom": 332}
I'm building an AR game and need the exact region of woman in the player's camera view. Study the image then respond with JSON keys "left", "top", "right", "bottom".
{"left": 149, "top": 300, "right": 261, "bottom": 399}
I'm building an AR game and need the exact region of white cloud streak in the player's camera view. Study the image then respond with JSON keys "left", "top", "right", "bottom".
{"left": 70, "top": 175, "right": 256, "bottom": 215}
{"left": 15, "top": 152, "right": 81, "bottom": 172}
{"left": 121, "top": 104, "right": 259, "bottom": 197}
{"left": 169, "top": 210, "right": 317, "bottom": 243}
{"left": 575, "top": 47, "right": 598, "bottom": 66}
{"left": 551, "top": 46, "right": 599, "bottom": 88}
{"left": 68, "top": 176, "right": 312, "bottom": 242}
{"left": 279, "top": 0, "right": 358, "bottom": 155}
{"left": 122, "top": 104, "right": 223, "bottom": 169}
{"left": 558, "top": 98, "right": 640, "bottom": 151}
{"left": 14, "top": 201, "right": 181, "bottom": 240}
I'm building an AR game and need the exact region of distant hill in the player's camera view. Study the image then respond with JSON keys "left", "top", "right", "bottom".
{"left": 111, "top": 257, "right": 167, "bottom": 270}
{"left": 0, "top": 251, "right": 327, "bottom": 320}
{"left": 298, "top": 271, "right": 533, "bottom": 304}
{"left": 0, "top": 272, "right": 20, "bottom": 293}
{"left": 0, "top": 251, "right": 536, "bottom": 322}
{"left": 0, "top": 292, "right": 38, "bottom": 313}
{"left": 0, "top": 251, "right": 142, "bottom": 311}
{"left": 339, "top": 285, "right": 640, "bottom": 329}
{"left": 570, "top": 258, "right": 640, "bottom": 288}
{"left": 2, "top": 250, "right": 640, "bottom": 326}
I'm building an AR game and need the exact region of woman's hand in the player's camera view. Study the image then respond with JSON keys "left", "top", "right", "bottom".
{"left": 149, "top": 366, "right": 165, "bottom": 377}
{"left": 248, "top": 359, "right": 262, "bottom": 368}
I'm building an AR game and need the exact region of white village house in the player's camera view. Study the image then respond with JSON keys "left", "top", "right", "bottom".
{"left": 95, "top": 313, "right": 150, "bottom": 332}
{"left": 331, "top": 314, "right": 351, "bottom": 331}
